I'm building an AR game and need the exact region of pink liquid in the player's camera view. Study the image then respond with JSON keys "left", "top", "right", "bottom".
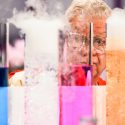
{"left": 59, "top": 86, "right": 93, "bottom": 125}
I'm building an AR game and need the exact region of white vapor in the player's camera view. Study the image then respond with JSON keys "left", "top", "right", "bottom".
{"left": 107, "top": 8, "right": 125, "bottom": 50}
{"left": 8, "top": 0, "right": 66, "bottom": 125}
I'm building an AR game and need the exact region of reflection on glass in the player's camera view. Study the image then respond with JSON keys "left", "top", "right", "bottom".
{"left": 0, "top": 23, "right": 8, "bottom": 86}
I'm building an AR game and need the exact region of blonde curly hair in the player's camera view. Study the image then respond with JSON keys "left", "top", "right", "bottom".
{"left": 66, "top": 0, "right": 111, "bottom": 21}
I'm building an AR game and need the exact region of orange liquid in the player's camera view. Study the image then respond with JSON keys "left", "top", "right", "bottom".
{"left": 106, "top": 50, "right": 125, "bottom": 125}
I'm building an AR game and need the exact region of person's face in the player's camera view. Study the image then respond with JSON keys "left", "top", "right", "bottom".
{"left": 66, "top": 32, "right": 89, "bottom": 65}
{"left": 92, "top": 17, "right": 106, "bottom": 77}
{"left": 66, "top": 15, "right": 106, "bottom": 79}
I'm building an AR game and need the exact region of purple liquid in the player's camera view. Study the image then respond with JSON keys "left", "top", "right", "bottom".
{"left": 0, "top": 67, "right": 8, "bottom": 86}
{"left": 59, "top": 86, "right": 93, "bottom": 125}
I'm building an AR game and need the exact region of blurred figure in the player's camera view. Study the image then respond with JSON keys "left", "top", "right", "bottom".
{"left": 8, "top": 24, "right": 25, "bottom": 72}
{"left": 8, "top": 24, "right": 25, "bottom": 86}
{"left": 65, "top": 0, "right": 111, "bottom": 85}
{"left": 8, "top": 41, "right": 25, "bottom": 86}
{"left": 8, "top": 39, "right": 24, "bottom": 71}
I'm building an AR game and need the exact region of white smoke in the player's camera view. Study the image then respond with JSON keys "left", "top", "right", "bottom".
{"left": 107, "top": 8, "right": 125, "bottom": 50}
{"left": 8, "top": 0, "right": 66, "bottom": 81}
{"left": 8, "top": 0, "right": 66, "bottom": 125}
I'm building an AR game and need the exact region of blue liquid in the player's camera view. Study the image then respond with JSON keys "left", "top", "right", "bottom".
{"left": 0, "top": 68, "right": 8, "bottom": 124}
{"left": 0, "top": 87, "right": 8, "bottom": 125}
{"left": 0, "top": 68, "right": 8, "bottom": 87}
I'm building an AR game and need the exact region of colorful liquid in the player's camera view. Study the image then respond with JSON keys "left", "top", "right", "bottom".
{"left": 0, "top": 87, "right": 8, "bottom": 125}
{"left": 60, "top": 65, "right": 92, "bottom": 86}
{"left": 0, "top": 67, "right": 8, "bottom": 86}
{"left": 59, "top": 86, "right": 93, "bottom": 125}
{"left": 106, "top": 50, "right": 125, "bottom": 125}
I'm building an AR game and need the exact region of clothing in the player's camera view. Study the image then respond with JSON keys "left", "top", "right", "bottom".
{"left": 97, "top": 77, "right": 106, "bottom": 85}
{"left": 9, "top": 70, "right": 24, "bottom": 86}
{"left": 61, "top": 66, "right": 86, "bottom": 86}
{"left": 9, "top": 70, "right": 106, "bottom": 86}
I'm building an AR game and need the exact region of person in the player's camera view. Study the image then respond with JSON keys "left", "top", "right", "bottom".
{"left": 64, "top": 0, "right": 111, "bottom": 85}
{"left": 9, "top": 70, "right": 24, "bottom": 86}
{"left": 9, "top": 0, "right": 111, "bottom": 86}
{"left": 8, "top": 24, "right": 25, "bottom": 86}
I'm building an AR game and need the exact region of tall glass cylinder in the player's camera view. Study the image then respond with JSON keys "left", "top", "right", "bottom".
{"left": 58, "top": 24, "right": 93, "bottom": 125}
{"left": 0, "top": 23, "right": 8, "bottom": 125}
{"left": 106, "top": 10, "right": 125, "bottom": 125}
{"left": 24, "top": 19, "right": 63, "bottom": 125}
{"left": 0, "top": 23, "right": 8, "bottom": 86}
{"left": 59, "top": 23, "right": 93, "bottom": 86}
